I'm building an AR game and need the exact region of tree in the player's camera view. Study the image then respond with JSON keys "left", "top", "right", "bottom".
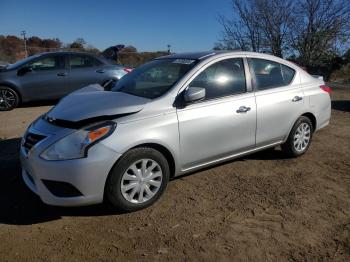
{"left": 290, "top": 0, "right": 350, "bottom": 67}
{"left": 218, "top": 0, "right": 295, "bottom": 57}
{"left": 218, "top": 0, "right": 262, "bottom": 51}
{"left": 217, "top": 0, "right": 350, "bottom": 63}
{"left": 70, "top": 38, "right": 86, "bottom": 49}
{"left": 254, "top": 0, "right": 295, "bottom": 57}
{"left": 0, "top": 35, "right": 24, "bottom": 62}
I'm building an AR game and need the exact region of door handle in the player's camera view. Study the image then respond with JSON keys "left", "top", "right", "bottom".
{"left": 236, "top": 106, "right": 251, "bottom": 113}
{"left": 292, "top": 96, "right": 303, "bottom": 102}
{"left": 57, "top": 72, "right": 67, "bottom": 77}
{"left": 96, "top": 69, "right": 105, "bottom": 73}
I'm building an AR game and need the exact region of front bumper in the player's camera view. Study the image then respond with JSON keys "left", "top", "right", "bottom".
{"left": 20, "top": 119, "right": 121, "bottom": 207}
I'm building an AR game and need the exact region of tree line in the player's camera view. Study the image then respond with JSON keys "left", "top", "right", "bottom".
{"left": 216, "top": 0, "right": 350, "bottom": 81}
{"left": 0, "top": 35, "right": 168, "bottom": 67}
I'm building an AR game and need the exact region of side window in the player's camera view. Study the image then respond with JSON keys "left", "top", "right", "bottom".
{"left": 70, "top": 55, "right": 96, "bottom": 69}
{"left": 281, "top": 64, "right": 295, "bottom": 85}
{"left": 94, "top": 58, "right": 103, "bottom": 66}
{"left": 190, "top": 58, "right": 246, "bottom": 100}
{"left": 249, "top": 58, "right": 295, "bottom": 90}
{"left": 28, "top": 56, "right": 65, "bottom": 71}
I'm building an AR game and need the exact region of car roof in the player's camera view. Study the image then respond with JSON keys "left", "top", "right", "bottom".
{"left": 36, "top": 51, "right": 98, "bottom": 56}
{"left": 156, "top": 50, "right": 289, "bottom": 62}
{"left": 156, "top": 51, "right": 225, "bottom": 60}
{"left": 155, "top": 50, "right": 303, "bottom": 71}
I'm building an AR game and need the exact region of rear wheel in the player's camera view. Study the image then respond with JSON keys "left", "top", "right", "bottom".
{"left": 282, "top": 116, "right": 313, "bottom": 157}
{"left": 106, "top": 147, "right": 170, "bottom": 212}
{"left": 0, "top": 86, "right": 19, "bottom": 111}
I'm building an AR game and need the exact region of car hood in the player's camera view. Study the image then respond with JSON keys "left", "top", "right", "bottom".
{"left": 45, "top": 84, "right": 150, "bottom": 128}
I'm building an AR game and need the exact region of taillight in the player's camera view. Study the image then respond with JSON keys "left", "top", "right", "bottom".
{"left": 123, "top": 68, "right": 132, "bottom": 73}
{"left": 320, "top": 85, "right": 331, "bottom": 93}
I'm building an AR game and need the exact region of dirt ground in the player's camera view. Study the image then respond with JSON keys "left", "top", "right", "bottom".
{"left": 0, "top": 84, "right": 349, "bottom": 261}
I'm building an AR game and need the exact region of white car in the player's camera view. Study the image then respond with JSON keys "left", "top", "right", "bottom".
{"left": 20, "top": 51, "right": 331, "bottom": 211}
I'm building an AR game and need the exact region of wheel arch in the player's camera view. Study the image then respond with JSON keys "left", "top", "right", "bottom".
{"left": 284, "top": 112, "right": 317, "bottom": 142}
{"left": 301, "top": 112, "right": 317, "bottom": 131}
{"left": 130, "top": 143, "right": 176, "bottom": 179}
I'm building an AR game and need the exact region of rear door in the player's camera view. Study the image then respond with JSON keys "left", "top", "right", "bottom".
{"left": 18, "top": 54, "right": 69, "bottom": 100}
{"left": 68, "top": 54, "right": 106, "bottom": 92}
{"left": 248, "top": 57, "right": 305, "bottom": 147}
{"left": 177, "top": 57, "right": 256, "bottom": 170}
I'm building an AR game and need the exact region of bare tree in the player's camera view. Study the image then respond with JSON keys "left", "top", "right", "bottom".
{"left": 290, "top": 0, "right": 350, "bottom": 67}
{"left": 70, "top": 38, "right": 86, "bottom": 49}
{"left": 254, "top": 0, "right": 295, "bottom": 57}
{"left": 217, "top": 0, "right": 350, "bottom": 63}
{"left": 217, "top": 0, "right": 263, "bottom": 51}
{"left": 218, "top": 0, "right": 294, "bottom": 57}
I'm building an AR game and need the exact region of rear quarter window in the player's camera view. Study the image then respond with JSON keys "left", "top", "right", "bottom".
{"left": 281, "top": 64, "right": 295, "bottom": 85}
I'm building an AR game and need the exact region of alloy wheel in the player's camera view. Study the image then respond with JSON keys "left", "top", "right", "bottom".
{"left": 293, "top": 122, "right": 311, "bottom": 152}
{"left": 0, "top": 89, "right": 17, "bottom": 110}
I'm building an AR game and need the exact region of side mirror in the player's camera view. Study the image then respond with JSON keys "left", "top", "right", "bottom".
{"left": 103, "top": 79, "right": 117, "bottom": 91}
{"left": 184, "top": 86, "right": 205, "bottom": 103}
{"left": 17, "top": 66, "right": 32, "bottom": 76}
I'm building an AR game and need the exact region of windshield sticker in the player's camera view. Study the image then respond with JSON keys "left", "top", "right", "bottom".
{"left": 172, "top": 59, "right": 195, "bottom": 64}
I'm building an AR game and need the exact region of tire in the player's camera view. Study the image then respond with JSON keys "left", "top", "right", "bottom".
{"left": 105, "top": 147, "right": 170, "bottom": 212}
{"left": 0, "top": 86, "right": 19, "bottom": 111}
{"left": 282, "top": 116, "right": 314, "bottom": 157}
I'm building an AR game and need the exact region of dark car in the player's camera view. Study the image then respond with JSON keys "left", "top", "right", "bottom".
{"left": 0, "top": 51, "right": 131, "bottom": 110}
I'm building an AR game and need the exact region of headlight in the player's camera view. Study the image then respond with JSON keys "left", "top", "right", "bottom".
{"left": 40, "top": 122, "right": 116, "bottom": 160}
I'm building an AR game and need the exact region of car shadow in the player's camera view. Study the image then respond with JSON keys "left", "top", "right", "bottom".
{"left": 0, "top": 137, "right": 287, "bottom": 225}
{"left": 172, "top": 147, "right": 287, "bottom": 181}
{"left": 0, "top": 138, "right": 125, "bottom": 225}
{"left": 332, "top": 100, "right": 350, "bottom": 112}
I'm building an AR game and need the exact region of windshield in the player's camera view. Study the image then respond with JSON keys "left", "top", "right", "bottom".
{"left": 6, "top": 54, "right": 43, "bottom": 70}
{"left": 111, "top": 58, "right": 197, "bottom": 99}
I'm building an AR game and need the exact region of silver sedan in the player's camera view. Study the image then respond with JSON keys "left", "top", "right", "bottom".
{"left": 20, "top": 51, "right": 331, "bottom": 211}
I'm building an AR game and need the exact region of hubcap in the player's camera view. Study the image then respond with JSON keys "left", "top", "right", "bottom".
{"left": 293, "top": 122, "right": 311, "bottom": 152}
{"left": 0, "top": 89, "right": 16, "bottom": 110}
{"left": 121, "top": 159, "right": 163, "bottom": 204}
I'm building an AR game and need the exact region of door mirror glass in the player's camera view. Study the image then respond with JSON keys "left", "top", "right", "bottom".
{"left": 17, "top": 66, "right": 32, "bottom": 76}
{"left": 184, "top": 86, "right": 206, "bottom": 103}
{"left": 103, "top": 79, "right": 118, "bottom": 91}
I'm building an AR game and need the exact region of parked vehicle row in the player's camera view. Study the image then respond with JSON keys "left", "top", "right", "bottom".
{"left": 20, "top": 51, "right": 331, "bottom": 212}
{"left": 0, "top": 51, "right": 132, "bottom": 110}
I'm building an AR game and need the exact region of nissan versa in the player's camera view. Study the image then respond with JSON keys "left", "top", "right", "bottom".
{"left": 20, "top": 51, "right": 331, "bottom": 211}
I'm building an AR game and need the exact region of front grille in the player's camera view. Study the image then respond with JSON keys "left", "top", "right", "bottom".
{"left": 23, "top": 132, "right": 46, "bottom": 151}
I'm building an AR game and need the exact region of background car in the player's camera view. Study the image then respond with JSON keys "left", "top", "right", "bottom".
{"left": 0, "top": 51, "right": 132, "bottom": 110}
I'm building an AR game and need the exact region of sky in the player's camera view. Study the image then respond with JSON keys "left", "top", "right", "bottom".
{"left": 0, "top": 0, "right": 234, "bottom": 53}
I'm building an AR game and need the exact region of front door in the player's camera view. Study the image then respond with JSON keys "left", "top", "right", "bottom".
{"left": 18, "top": 54, "right": 69, "bottom": 100}
{"left": 177, "top": 57, "right": 256, "bottom": 170}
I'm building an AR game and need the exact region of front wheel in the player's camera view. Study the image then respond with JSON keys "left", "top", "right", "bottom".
{"left": 282, "top": 116, "right": 314, "bottom": 157}
{"left": 105, "top": 147, "right": 170, "bottom": 212}
{"left": 0, "top": 86, "right": 19, "bottom": 111}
